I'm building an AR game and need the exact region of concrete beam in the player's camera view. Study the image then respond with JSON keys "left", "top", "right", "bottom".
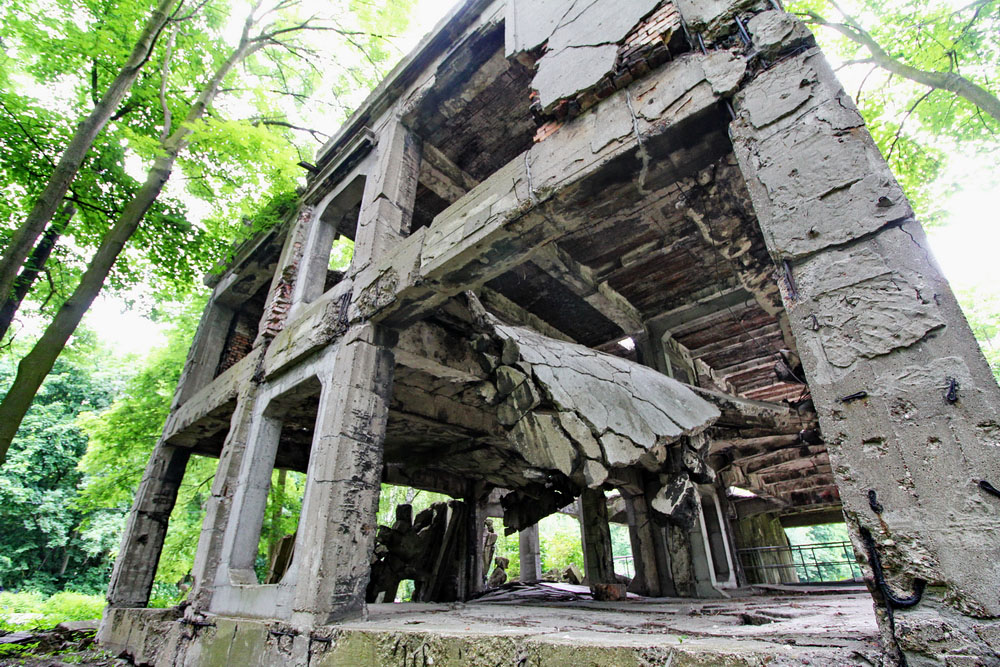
{"left": 530, "top": 244, "right": 644, "bottom": 334}
{"left": 419, "top": 141, "right": 479, "bottom": 205}
{"left": 352, "top": 49, "right": 747, "bottom": 328}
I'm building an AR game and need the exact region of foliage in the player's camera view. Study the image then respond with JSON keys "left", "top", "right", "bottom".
{"left": 538, "top": 513, "right": 585, "bottom": 574}
{"left": 0, "top": 590, "right": 106, "bottom": 632}
{"left": 329, "top": 237, "right": 355, "bottom": 272}
{"left": 76, "top": 295, "right": 209, "bottom": 599}
{"left": 0, "top": 332, "right": 127, "bottom": 594}
{"left": 77, "top": 297, "right": 205, "bottom": 512}
{"left": 491, "top": 518, "right": 521, "bottom": 580}
{"left": 784, "top": 522, "right": 860, "bottom": 583}
{"left": 609, "top": 523, "right": 633, "bottom": 577}
{"left": 376, "top": 483, "right": 451, "bottom": 527}
{"left": 788, "top": 0, "right": 1000, "bottom": 226}
{"left": 0, "top": 0, "right": 414, "bottom": 349}
{"left": 956, "top": 285, "right": 1000, "bottom": 382}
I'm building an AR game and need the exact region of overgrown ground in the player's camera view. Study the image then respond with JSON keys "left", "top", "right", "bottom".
{"left": 0, "top": 592, "right": 114, "bottom": 667}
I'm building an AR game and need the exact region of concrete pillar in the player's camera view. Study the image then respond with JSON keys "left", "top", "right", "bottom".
{"left": 665, "top": 510, "right": 721, "bottom": 599}
{"left": 518, "top": 523, "right": 542, "bottom": 583}
{"left": 732, "top": 511, "right": 798, "bottom": 585}
{"left": 106, "top": 442, "right": 190, "bottom": 608}
{"left": 464, "top": 482, "right": 489, "bottom": 598}
{"left": 700, "top": 490, "right": 737, "bottom": 588}
{"left": 350, "top": 117, "right": 420, "bottom": 278}
{"left": 290, "top": 324, "right": 396, "bottom": 624}
{"left": 289, "top": 165, "right": 372, "bottom": 317}
{"left": 732, "top": 13, "right": 1000, "bottom": 663}
{"left": 622, "top": 490, "right": 666, "bottom": 596}
{"left": 255, "top": 205, "right": 312, "bottom": 346}
{"left": 186, "top": 384, "right": 261, "bottom": 612}
{"left": 578, "top": 488, "right": 616, "bottom": 588}
{"left": 170, "top": 296, "right": 233, "bottom": 410}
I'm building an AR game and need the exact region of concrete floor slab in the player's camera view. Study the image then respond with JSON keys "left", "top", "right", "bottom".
{"left": 328, "top": 590, "right": 881, "bottom": 665}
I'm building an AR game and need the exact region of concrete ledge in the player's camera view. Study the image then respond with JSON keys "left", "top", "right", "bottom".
{"left": 99, "top": 593, "right": 878, "bottom": 666}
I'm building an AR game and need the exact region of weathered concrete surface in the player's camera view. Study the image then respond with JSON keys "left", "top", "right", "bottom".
{"left": 507, "top": 0, "right": 662, "bottom": 109}
{"left": 731, "top": 17, "right": 1000, "bottom": 666}
{"left": 468, "top": 308, "right": 721, "bottom": 530}
{"left": 289, "top": 324, "right": 397, "bottom": 626}
{"left": 518, "top": 524, "right": 542, "bottom": 583}
{"left": 674, "top": 0, "right": 766, "bottom": 41}
{"left": 100, "top": 592, "right": 880, "bottom": 666}
{"left": 106, "top": 444, "right": 190, "bottom": 609}
{"left": 353, "top": 48, "right": 743, "bottom": 329}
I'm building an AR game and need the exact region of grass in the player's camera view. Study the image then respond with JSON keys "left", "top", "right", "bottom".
{"left": 0, "top": 591, "right": 104, "bottom": 632}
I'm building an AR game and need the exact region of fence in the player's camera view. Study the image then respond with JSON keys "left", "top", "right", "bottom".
{"left": 613, "top": 554, "right": 634, "bottom": 579}
{"left": 737, "top": 541, "right": 863, "bottom": 585}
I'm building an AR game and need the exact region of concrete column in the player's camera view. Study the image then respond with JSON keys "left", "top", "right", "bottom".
{"left": 289, "top": 198, "right": 339, "bottom": 313}
{"left": 350, "top": 118, "right": 420, "bottom": 278}
{"left": 170, "top": 297, "right": 233, "bottom": 410}
{"left": 106, "top": 442, "right": 190, "bottom": 608}
{"left": 665, "top": 511, "right": 721, "bottom": 598}
{"left": 622, "top": 490, "right": 665, "bottom": 596}
{"left": 700, "top": 490, "right": 737, "bottom": 588}
{"left": 578, "top": 489, "right": 616, "bottom": 588}
{"left": 518, "top": 523, "right": 542, "bottom": 583}
{"left": 255, "top": 205, "right": 312, "bottom": 346}
{"left": 466, "top": 483, "right": 488, "bottom": 596}
{"left": 186, "top": 384, "right": 261, "bottom": 612}
{"left": 732, "top": 511, "right": 798, "bottom": 585}
{"left": 290, "top": 324, "right": 396, "bottom": 625}
{"left": 732, "top": 13, "right": 1000, "bottom": 663}
{"left": 289, "top": 166, "right": 372, "bottom": 317}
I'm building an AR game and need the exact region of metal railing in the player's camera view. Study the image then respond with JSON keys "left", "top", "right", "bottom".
{"left": 737, "top": 541, "right": 863, "bottom": 585}
{"left": 613, "top": 554, "right": 634, "bottom": 578}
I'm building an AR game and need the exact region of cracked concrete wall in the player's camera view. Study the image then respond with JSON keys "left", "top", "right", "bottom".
{"left": 729, "top": 12, "right": 1000, "bottom": 666}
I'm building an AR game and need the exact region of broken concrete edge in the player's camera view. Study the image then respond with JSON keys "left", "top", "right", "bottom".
{"left": 350, "top": 49, "right": 745, "bottom": 331}
{"left": 511, "top": 0, "right": 682, "bottom": 114}
{"left": 464, "top": 306, "right": 723, "bottom": 529}
{"left": 98, "top": 603, "right": 880, "bottom": 667}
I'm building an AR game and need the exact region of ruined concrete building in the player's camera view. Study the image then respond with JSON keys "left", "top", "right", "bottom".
{"left": 97, "top": 0, "right": 1000, "bottom": 664}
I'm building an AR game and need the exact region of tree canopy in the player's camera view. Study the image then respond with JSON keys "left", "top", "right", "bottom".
{"left": 0, "top": 0, "right": 414, "bottom": 462}
{"left": 0, "top": 332, "right": 126, "bottom": 593}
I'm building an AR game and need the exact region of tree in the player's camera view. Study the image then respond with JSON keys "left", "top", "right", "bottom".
{"left": 0, "top": 0, "right": 413, "bottom": 464}
{"left": 0, "top": 331, "right": 127, "bottom": 593}
{"left": 0, "top": 0, "right": 181, "bottom": 313}
{"left": 956, "top": 285, "right": 1000, "bottom": 381}
{"left": 799, "top": 0, "right": 1000, "bottom": 121}
{"left": 0, "top": 89, "right": 217, "bottom": 344}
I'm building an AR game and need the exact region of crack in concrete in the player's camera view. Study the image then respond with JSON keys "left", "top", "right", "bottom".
{"left": 624, "top": 89, "right": 651, "bottom": 194}
{"left": 778, "top": 214, "right": 917, "bottom": 265}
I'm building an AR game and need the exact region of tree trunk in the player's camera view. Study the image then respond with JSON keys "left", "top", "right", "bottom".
{"left": 0, "top": 204, "right": 76, "bottom": 341}
{"left": 0, "top": 0, "right": 179, "bottom": 309}
{"left": 0, "top": 26, "right": 261, "bottom": 464}
{"left": 267, "top": 468, "right": 287, "bottom": 562}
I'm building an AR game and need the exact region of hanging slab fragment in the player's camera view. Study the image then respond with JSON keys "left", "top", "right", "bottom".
{"left": 468, "top": 305, "right": 720, "bottom": 523}
{"left": 505, "top": 0, "right": 664, "bottom": 111}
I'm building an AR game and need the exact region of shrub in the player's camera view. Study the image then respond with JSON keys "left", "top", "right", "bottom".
{"left": 0, "top": 590, "right": 104, "bottom": 631}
